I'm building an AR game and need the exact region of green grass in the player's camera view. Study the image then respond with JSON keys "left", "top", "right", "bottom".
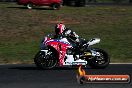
{"left": 0, "top": 3, "right": 132, "bottom": 63}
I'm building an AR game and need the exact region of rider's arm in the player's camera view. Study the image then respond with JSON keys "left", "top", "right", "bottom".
{"left": 64, "top": 28, "right": 80, "bottom": 42}
{"left": 72, "top": 32, "right": 80, "bottom": 42}
{"left": 73, "top": 32, "right": 79, "bottom": 38}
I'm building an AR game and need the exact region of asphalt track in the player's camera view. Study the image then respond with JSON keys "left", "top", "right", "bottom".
{"left": 0, "top": 64, "right": 132, "bottom": 88}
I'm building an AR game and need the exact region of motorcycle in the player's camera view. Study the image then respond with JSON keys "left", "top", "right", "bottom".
{"left": 34, "top": 34, "right": 110, "bottom": 69}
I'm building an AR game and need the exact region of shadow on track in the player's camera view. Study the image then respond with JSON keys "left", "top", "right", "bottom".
{"left": 8, "top": 65, "right": 94, "bottom": 71}
{"left": 9, "top": 66, "right": 81, "bottom": 70}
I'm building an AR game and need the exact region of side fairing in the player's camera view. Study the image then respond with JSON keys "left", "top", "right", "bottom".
{"left": 46, "top": 40, "right": 72, "bottom": 66}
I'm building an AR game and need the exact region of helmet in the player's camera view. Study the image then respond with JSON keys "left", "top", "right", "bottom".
{"left": 55, "top": 23, "right": 66, "bottom": 35}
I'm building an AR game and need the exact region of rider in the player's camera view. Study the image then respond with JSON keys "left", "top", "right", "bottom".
{"left": 54, "top": 23, "right": 80, "bottom": 46}
{"left": 40, "top": 23, "right": 85, "bottom": 51}
{"left": 54, "top": 23, "right": 87, "bottom": 58}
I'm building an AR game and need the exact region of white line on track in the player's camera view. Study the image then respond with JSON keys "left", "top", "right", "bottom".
{"left": 110, "top": 63, "right": 132, "bottom": 64}
{"left": 0, "top": 63, "right": 132, "bottom": 65}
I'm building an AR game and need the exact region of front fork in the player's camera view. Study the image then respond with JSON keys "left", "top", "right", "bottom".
{"left": 80, "top": 49, "right": 101, "bottom": 60}
{"left": 91, "top": 50, "right": 101, "bottom": 57}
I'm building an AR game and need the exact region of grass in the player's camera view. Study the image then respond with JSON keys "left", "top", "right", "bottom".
{"left": 0, "top": 3, "right": 132, "bottom": 63}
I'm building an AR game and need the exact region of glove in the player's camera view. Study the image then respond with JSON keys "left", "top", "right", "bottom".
{"left": 76, "top": 38, "right": 80, "bottom": 42}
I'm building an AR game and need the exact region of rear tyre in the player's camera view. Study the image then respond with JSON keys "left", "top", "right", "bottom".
{"left": 88, "top": 48, "right": 110, "bottom": 68}
{"left": 27, "top": 3, "right": 33, "bottom": 9}
{"left": 34, "top": 50, "right": 57, "bottom": 69}
{"left": 51, "top": 3, "right": 60, "bottom": 10}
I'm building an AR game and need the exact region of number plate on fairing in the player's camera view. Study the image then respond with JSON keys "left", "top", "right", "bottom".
{"left": 63, "top": 54, "right": 87, "bottom": 66}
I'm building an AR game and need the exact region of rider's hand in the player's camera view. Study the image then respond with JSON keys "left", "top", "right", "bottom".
{"left": 76, "top": 38, "right": 80, "bottom": 42}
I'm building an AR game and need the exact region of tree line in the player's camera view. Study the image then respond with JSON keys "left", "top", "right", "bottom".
{"left": 113, "top": 0, "right": 132, "bottom": 3}
{"left": 88, "top": 0, "right": 132, "bottom": 3}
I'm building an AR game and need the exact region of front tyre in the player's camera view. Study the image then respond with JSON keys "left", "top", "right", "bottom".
{"left": 34, "top": 50, "right": 57, "bottom": 69}
{"left": 88, "top": 48, "right": 110, "bottom": 68}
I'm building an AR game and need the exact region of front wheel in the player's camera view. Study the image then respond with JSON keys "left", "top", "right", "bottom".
{"left": 88, "top": 48, "right": 110, "bottom": 68}
{"left": 34, "top": 50, "right": 57, "bottom": 69}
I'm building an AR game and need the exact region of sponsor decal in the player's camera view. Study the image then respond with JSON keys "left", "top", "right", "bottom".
{"left": 76, "top": 66, "right": 130, "bottom": 84}
{"left": 72, "top": 62, "right": 86, "bottom": 65}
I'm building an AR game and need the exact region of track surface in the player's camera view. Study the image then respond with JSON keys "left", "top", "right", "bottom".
{"left": 0, "top": 64, "right": 132, "bottom": 88}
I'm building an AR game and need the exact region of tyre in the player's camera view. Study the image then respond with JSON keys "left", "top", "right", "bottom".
{"left": 27, "top": 3, "right": 33, "bottom": 9}
{"left": 34, "top": 50, "right": 58, "bottom": 69}
{"left": 51, "top": 3, "right": 60, "bottom": 10}
{"left": 88, "top": 48, "right": 110, "bottom": 68}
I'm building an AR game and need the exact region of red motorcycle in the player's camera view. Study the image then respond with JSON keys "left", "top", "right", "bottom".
{"left": 34, "top": 34, "right": 110, "bottom": 69}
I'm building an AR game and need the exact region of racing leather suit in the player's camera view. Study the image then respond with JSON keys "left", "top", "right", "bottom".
{"left": 54, "top": 28, "right": 80, "bottom": 45}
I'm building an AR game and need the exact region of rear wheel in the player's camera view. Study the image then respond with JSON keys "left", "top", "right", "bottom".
{"left": 51, "top": 3, "right": 60, "bottom": 10}
{"left": 34, "top": 50, "right": 57, "bottom": 69}
{"left": 27, "top": 3, "right": 33, "bottom": 9}
{"left": 87, "top": 48, "right": 110, "bottom": 68}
